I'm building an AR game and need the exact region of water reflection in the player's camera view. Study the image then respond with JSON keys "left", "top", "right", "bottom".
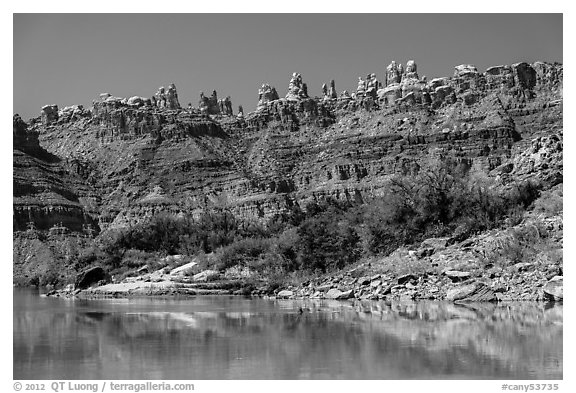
{"left": 14, "top": 289, "right": 562, "bottom": 379}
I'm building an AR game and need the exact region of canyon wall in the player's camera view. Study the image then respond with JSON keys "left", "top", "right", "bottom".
{"left": 15, "top": 60, "right": 563, "bottom": 233}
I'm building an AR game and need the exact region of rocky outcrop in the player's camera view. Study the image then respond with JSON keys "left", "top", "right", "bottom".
{"left": 14, "top": 60, "right": 563, "bottom": 260}
{"left": 75, "top": 266, "right": 106, "bottom": 289}
{"left": 328, "top": 79, "right": 337, "bottom": 99}
{"left": 41, "top": 104, "right": 59, "bottom": 125}
{"left": 446, "top": 282, "right": 496, "bottom": 302}
{"left": 378, "top": 61, "right": 403, "bottom": 105}
{"left": 13, "top": 114, "right": 40, "bottom": 155}
{"left": 285, "top": 72, "right": 308, "bottom": 101}
{"left": 277, "top": 289, "right": 294, "bottom": 298}
{"left": 218, "top": 96, "right": 234, "bottom": 116}
{"left": 127, "top": 96, "right": 151, "bottom": 107}
{"left": 58, "top": 105, "right": 90, "bottom": 122}
{"left": 166, "top": 83, "right": 180, "bottom": 109}
{"left": 493, "top": 133, "right": 563, "bottom": 189}
{"left": 154, "top": 85, "right": 181, "bottom": 109}
{"left": 199, "top": 90, "right": 220, "bottom": 115}
{"left": 326, "top": 288, "right": 354, "bottom": 300}
{"left": 257, "top": 83, "right": 279, "bottom": 111}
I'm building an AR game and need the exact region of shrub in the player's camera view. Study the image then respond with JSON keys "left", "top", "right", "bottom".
{"left": 354, "top": 158, "right": 546, "bottom": 257}
{"left": 533, "top": 185, "right": 563, "bottom": 216}
{"left": 213, "top": 238, "right": 272, "bottom": 271}
{"left": 296, "top": 211, "right": 361, "bottom": 272}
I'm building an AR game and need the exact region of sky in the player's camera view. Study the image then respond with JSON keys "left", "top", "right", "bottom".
{"left": 13, "top": 14, "right": 562, "bottom": 121}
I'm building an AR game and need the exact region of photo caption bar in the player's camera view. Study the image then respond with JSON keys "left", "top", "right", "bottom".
{"left": 12, "top": 381, "right": 195, "bottom": 392}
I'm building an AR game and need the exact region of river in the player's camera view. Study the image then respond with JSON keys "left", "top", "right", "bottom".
{"left": 13, "top": 288, "right": 562, "bottom": 379}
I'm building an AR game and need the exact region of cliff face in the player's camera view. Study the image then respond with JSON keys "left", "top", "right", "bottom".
{"left": 16, "top": 60, "right": 563, "bottom": 233}
{"left": 13, "top": 115, "right": 100, "bottom": 233}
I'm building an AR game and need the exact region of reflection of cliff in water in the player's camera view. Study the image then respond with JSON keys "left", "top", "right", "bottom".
{"left": 14, "top": 295, "right": 562, "bottom": 380}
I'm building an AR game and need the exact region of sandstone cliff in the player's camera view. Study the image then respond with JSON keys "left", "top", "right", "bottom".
{"left": 13, "top": 114, "right": 100, "bottom": 233}
{"left": 17, "top": 60, "right": 562, "bottom": 233}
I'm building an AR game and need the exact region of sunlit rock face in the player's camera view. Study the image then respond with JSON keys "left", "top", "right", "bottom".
{"left": 285, "top": 72, "right": 309, "bottom": 101}
{"left": 41, "top": 104, "right": 59, "bottom": 125}
{"left": 13, "top": 61, "right": 562, "bottom": 235}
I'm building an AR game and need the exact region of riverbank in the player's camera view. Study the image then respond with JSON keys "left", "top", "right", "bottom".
{"left": 39, "top": 211, "right": 562, "bottom": 303}
{"left": 20, "top": 204, "right": 563, "bottom": 301}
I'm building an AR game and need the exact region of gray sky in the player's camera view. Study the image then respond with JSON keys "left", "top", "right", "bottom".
{"left": 13, "top": 14, "right": 562, "bottom": 120}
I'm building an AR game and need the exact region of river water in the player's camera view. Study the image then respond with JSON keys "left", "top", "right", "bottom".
{"left": 13, "top": 288, "right": 562, "bottom": 380}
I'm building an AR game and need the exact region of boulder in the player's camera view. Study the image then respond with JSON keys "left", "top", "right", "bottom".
{"left": 277, "top": 290, "right": 294, "bottom": 298}
{"left": 75, "top": 266, "right": 105, "bottom": 289}
{"left": 416, "top": 248, "right": 434, "bottom": 259}
{"left": 543, "top": 276, "right": 563, "bottom": 301}
{"left": 315, "top": 283, "right": 331, "bottom": 292}
{"left": 446, "top": 282, "right": 495, "bottom": 302}
{"left": 326, "top": 288, "right": 341, "bottom": 299}
{"left": 170, "top": 261, "right": 199, "bottom": 277}
{"left": 326, "top": 288, "right": 354, "bottom": 300}
{"left": 421, "top": 237, "right": 450, "bottom": 250}
{"left": 397, "top": 274, "right": 417, "bottom": 285}
{"left": 381, "top": 284, "right": 393, "bottom": 295}
{"left": 192, "top": 269, "right": 220, "bottom": 282}
{"left": 443, "top": 270, "right": 472, "bottom": 282}
{"left": 513, "top": 262, "right": 534, "bottom": 272}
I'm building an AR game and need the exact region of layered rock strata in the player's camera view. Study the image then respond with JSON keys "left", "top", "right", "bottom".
{"left": 15, "top": 61, "right": 562, "bottom": 234}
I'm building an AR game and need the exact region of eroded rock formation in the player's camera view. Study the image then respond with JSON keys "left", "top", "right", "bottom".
{"left": 329, "top": 80, "right": 337, "bottom": 99}
{"left": 166, "top": 83, "right": 180, "bottom": 109}
{"left": 41, "top": 105, "right": 59, "bottom": 125}
{"left": 257, "top": 83, "right": 279, "bottom": 111}
{"left": 285, "top": 72, "right": 309, "bottom": 101}
{"left": 14, "top": 60, "right": 563, "bottom": 235}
